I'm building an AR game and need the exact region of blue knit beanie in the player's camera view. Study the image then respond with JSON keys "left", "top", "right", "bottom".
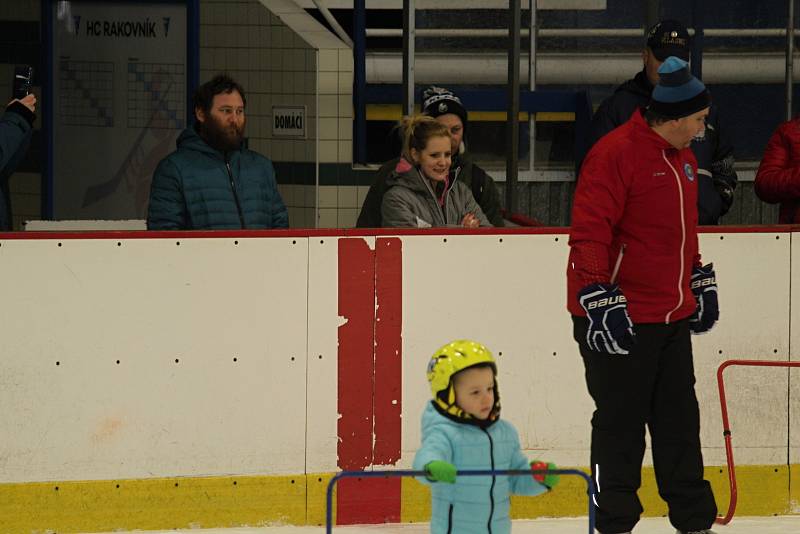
{"left": 648, "top": 56, "right": 711, "bottom": 119}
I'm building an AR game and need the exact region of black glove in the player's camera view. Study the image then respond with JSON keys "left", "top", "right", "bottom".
{"left": 689, "top": 263, "right": 718, "bottom": 334}
{"left": 578, "top": 283, "right": 635, "bottom": 355}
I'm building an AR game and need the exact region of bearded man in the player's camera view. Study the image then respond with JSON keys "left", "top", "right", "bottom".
{"left": 147, "top": 74, "right": 288, "bottom": 230}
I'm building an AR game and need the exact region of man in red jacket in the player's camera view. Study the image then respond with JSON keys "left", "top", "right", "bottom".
{"left": 568, "top": 57, "right": 719, "bottom": 534}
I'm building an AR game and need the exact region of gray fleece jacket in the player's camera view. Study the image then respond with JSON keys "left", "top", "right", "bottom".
{"left": 380, "top": 158, "right": 492, "bottom": 228}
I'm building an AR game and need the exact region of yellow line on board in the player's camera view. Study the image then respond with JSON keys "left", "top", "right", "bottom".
{"left": 401, "top": 465, "right": 798, "bottom": 523}
{"left": 0, "top": 466, "right": 795, "bottom": 532}
{"left": 366, "top": 104, "right": 575, "bottom": 122}
{"left": 0, "top": 474, "right": 314, "bottom": 533}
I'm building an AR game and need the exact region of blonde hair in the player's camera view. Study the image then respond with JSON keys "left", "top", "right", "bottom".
{"left": 400, "top": 114, "right": 451, "bottom": 162}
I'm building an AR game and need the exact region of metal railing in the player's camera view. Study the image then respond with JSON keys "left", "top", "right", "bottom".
{"left": 366, "top": 27, "right": 800, "bottom": 38}
{"left": 715, "top": 359, "right": 800, "bottom": 525}
{"left": 326, "top": 468, "right": 597, "bottom": 533}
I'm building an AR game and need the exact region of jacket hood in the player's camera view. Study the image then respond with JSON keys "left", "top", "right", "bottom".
{"left": 385, "top": 158, "right": 433, "bottom": 193}
{"left": 617, "top": 69, "right": 654, "bottom": 100}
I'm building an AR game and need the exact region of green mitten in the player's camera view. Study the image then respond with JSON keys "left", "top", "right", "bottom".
{"left": 530, "top": 460, "right": 560, "bottom": 489}
{"left": 425, "top": 460, "right": 457, "bottom": 483}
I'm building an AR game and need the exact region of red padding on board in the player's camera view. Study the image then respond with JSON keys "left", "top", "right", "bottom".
{"left": 336, "top": 237, "right": 403, "bottom": 524}
{"left": 335, "top": 476, "right": 402, "bottom": 525}
{"left": 337, "top": 238, "right": 376, "bottom": 472}
{"left": 373, "top": 237, "right": 403, "bottom": 465}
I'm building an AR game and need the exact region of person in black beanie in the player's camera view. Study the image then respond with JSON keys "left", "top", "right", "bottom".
{"left": 356, "top": 86, "right": 504, "bottom": 227}
{"left": 568, "top": 56, "right": 718, "bottom": 534}
{"left": 587, "top": 19, "right": 737, "bottom": 225}
{"left": 0, "top": 92, "right": 36, "bottom": 231}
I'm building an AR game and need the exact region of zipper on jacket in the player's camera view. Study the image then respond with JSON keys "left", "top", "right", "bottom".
{"left": 482, "top": 427, "right": 496, "bottom": 534}
{"left": 226, "top": 160, "right": 246, "bottom": 229}
{"left": 447, "top": 504, "right": 453, "bottom": 534}
{"left": 661, "top": 150, "right": 686, "bottom": 323}
{"left": 610, "top": 243, "right": 626, "bottom": 284}
{"left": 416, "top": 166, "right": 448, "bottom": 225}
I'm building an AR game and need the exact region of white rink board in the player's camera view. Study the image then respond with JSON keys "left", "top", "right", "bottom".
{"left": 0, "top": 237, "right": 309, "bottom": 482}
{"left": 789, "top": 232, "right": 800, "bottom": 465}
{"left": 695, "top": 231, "right": 792, "bottom": 466}
{"left": 0, "top": 229, "right": 797, "bottom": 487}
{"left": 395, "top": 233, "right": 592, "bottom": 468}
{"left": 306, "top": 236, "right": 369, "bottom": 473}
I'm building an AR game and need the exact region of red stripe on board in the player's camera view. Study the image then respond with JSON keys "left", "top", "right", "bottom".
{"left": 373, "top": 237, "right": 403, "bottom": 465}
{"left": 335, "top": 476, "right": 402, "bottom": 525}
{"left": 337, "top": 238, "right": 376, "bottom": 472}
{"left": 336, "top": 237, "right": 403, "bottom": 525}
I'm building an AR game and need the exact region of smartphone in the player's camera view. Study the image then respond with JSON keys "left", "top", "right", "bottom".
{"left": 13, "top": 65, "right": 33, "bottom": 100}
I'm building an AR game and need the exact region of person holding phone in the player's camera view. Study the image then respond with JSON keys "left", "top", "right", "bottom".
{"left": 0, "top": 89, "right": 36, "bottom": 231}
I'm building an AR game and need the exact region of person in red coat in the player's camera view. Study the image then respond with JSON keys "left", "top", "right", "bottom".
{"left": 568, "top": 56, "right": 719, "bottom": 534}
{"left": 754, "top": 118, "right": 800, "bottom": 222}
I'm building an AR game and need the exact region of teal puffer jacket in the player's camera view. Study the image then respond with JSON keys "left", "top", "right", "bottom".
{"left": 413, "top": 403, "right": 548, "bottom": 534}
{"left": 147, "top": 127, "right": 288, "bottom": 230}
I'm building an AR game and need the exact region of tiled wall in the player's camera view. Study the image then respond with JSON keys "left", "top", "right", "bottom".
{"left": 201, "top": 0, "right": 357, "bottom": 228}
{"left": 2, "top": 0, "right": 359, "bottom": 230}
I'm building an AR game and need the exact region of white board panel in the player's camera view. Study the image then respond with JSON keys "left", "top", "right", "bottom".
{"left": 306, "top": 236, "right": 359, "bottom": 472}
{"left": 696, "top": 232, "right": 791, "bottom": 466}
{"left": 789, "top": 233, "right": 800, "bottom": 465}
{"left": 397, "top": 233, "right": 592, "bottom": 468}
{"left": 0, "top": 236, "right": 308, "bottom": 482}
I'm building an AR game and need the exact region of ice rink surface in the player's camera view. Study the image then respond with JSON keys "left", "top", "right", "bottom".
{"left": 90, "top": 516, "right": 800, "bottom": 534}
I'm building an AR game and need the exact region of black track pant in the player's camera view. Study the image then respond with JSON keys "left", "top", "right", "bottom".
{"left": 572, "top": 316, "right": 717, "bottom": 534}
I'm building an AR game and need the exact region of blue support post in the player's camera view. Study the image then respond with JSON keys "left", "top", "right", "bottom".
{"left": 353, "top": 0, "right": 367, "bottom": 164}
{"left": 691, "top": 0, "right": 704, "bottom": 80}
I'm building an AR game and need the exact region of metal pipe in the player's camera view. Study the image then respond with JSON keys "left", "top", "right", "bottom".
{"left": 366, "top": 27, "right": 800, "bottom": 38}
{"left": 506, "top": 0, "right": 521, "bottom": 214}
{"left": 714, "top": 359, "right": 800, "bottom": 525}
{"left": 528, "top": 0, "right": 536, "bottom": 175}
{"left": 365, "top": 52, "right": 800, "bottom": 85}
{"left": 787, "top": 0, "right": 795, "bottom": 120}
{"left": 402, "top": 0, "right": 415, "bottom": 117}
{"left": 311, "top": 0, "right": 354, "bottom": 48}
{"left": 326, "top": 469, "right": 597, "bottom": 534}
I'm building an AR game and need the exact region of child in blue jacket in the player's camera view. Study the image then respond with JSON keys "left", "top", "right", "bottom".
{"left": 413, "top": 340, "right": 559, "bottom": 534}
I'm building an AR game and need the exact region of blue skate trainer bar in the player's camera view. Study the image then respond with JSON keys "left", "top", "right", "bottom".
{"left": 326, "top": 468, "right": 596, "bottom": 533}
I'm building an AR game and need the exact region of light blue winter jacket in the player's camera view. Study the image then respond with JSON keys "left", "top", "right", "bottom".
{"left": 412, "top": 402, "right": 548, "bottom": 534}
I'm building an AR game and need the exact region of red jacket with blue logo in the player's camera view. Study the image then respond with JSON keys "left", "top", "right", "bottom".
{"left": 567, "top": 109, "right": 701, "bottom": 324}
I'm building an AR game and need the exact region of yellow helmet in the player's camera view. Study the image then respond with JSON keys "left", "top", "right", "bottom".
{"left": 426, "top": 339, "right": 500, "bottom": 422}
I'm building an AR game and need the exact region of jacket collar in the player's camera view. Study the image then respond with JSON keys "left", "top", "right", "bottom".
{"left": 617, "top": 68, "right": 654, "bottom": 99}
{"left": 178, "top": 125, "right": 242, "bottom": 162}
{"left": 630, "top": 108, "right": 678, "bottom": 151}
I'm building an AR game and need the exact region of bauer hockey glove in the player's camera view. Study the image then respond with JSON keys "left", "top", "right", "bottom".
{"left": 530, "top": 460, "right": 560, "bottom": 489}
{"left": 424, "top": 460, "right": 456, "bottom": 484}
{"left": 578, "top": 283, "right": 635, "bottom": 355}
{"left": 689, "top": 263, "right": 719, "bottom": 334}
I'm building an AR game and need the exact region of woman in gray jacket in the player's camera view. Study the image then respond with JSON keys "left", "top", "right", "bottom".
{"left": 381, "top": 115, "right": 492, "bottom": 228}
